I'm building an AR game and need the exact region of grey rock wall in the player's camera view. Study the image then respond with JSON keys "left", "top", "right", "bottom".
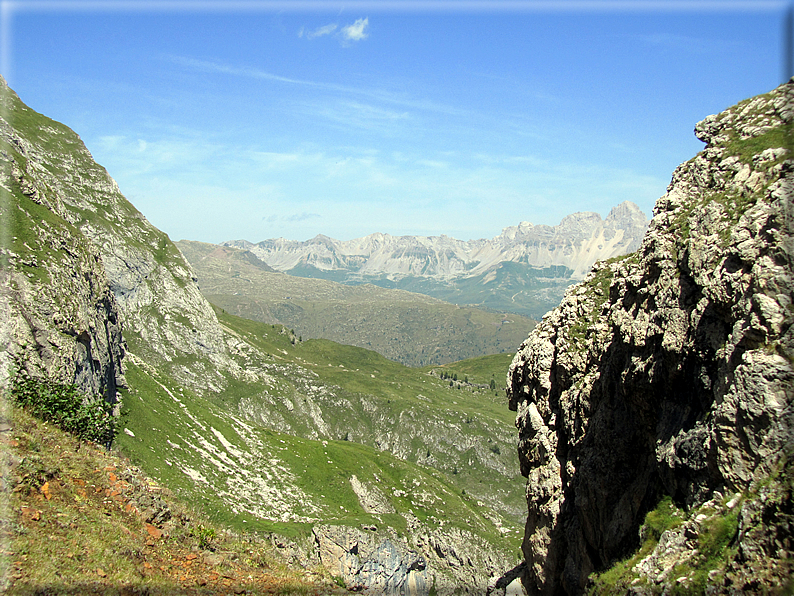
{"left": 1, "top": 78, "right": 125, "bottom": 399}
{"left": 311, "top": 520, "right": 515, "bottom": 595}
{"left": 0, "top": 75, "right": 234, "bottom": 397}
{"left": 507, "top": 81, "right": 793, "bottom": 593}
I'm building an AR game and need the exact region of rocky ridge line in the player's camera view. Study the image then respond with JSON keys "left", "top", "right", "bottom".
{"left": 221, "top": 202, "right": 648, "bottom": 320}
{"left": 225, "top": 200, "right": 647, "bottom": 282}
{"left": 0, "top": 75, "right": 236, "bottom": 398}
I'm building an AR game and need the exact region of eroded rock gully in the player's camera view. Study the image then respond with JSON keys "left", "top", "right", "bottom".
{"left": 508, "top": 81, "right": 793, "bottom": 593}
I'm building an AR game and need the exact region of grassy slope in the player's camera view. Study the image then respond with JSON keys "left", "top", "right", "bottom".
{"left": 423, "top": 353, "right": 516, "bottom": 388}
{"left": 114, "top": 308, "right": 525, "bottom": 559}
{"left": 2, "top": 78, "right": 527, "bottom": 589}
{"left": 217, "top": 306, "right": 525, "bottom": 517}
{"left": 2, "top": 406, "right": 346, "bottom": 595}
{"left": 2, "top": 83, "right": 182, "bottom": 275}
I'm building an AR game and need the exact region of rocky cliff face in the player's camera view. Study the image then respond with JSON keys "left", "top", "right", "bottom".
{"left": 508, "top": 81, "right": 793, "bottom": 593}
{"left": 0, "top": 77, "right": 125, "bottom": 398}
{"left": 0, "top": 75, "right": 233, "bottom": 396}
{"left": 311, "top": 522, "right": 514, "bottom": 595}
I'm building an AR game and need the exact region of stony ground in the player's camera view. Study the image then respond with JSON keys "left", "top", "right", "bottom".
{"left": 0, "top": 406, "right": 348, "bottom": 596}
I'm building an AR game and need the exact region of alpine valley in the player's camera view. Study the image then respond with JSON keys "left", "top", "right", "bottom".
{"left": 175, "top": 239, "right": 538, "bottom": 368}
{"left": 176, "top": 204, "right": 647, "bottom": 368}
{"left": 0, "top": 74, "right": 530, "bottom": 594}
{"left": 1, "top": 69, "right": 792, "bottom": 596}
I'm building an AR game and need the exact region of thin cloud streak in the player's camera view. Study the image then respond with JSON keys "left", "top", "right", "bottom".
{"left": 166, "top": 54, "right": 467, "bottom": 117}
{"left": 263, "top": 212, "right": 321, "bottom": 222}
{"left": 285, "top": 212, "right": 322, "bottom": 222}
{"left": 293, "top": 99, "right": 411, "bottom": 135}
{"left": 627, "top": 31, "right": 739, "bottom": 53}
{"left": 89, "top": 126, "right": 664, "bottom": 243}
{"left": 300, "top": 22, "right": 338, "bottom": 38}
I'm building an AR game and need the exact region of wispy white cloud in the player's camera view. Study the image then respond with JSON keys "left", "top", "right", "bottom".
{"left": 297, "top": 17, "right": 368, "bottom": 44}
{"left": 416, "top": 159, "right": 449, "bottom": 169}
{"left": 295, "top": 99, "right": 410, "bottom": 135}
{"left": 285, "top": 212, "right": 322, "bottom": 222}
{"left": 90, "top": 125, "right": 664, "bottom": 244}
{"left": 248, "top": 151, "right": 304, "bottom": 170}
{"left": 341, "top": 17, "right": 369, "bottom": 42}
{"left": 299, "top": 23, "right": 338, "bottom": 39}
{"left": 95, "top": 134, "right": 214, "bottom": 174}
{"left": 167, "top": 54, "right": 315, "bottom": 86}
{"left": 263, "top": 212, "right": 321, "bottom": 223}
{"left": 626, "top": 32, "right": 741, "bottom": 54}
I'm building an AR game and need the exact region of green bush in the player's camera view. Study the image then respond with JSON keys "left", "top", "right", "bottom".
{"left": 11, "top": 376, "right": 119, "bottom": 446}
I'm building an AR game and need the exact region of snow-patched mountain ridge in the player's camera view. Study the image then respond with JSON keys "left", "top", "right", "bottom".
{"left": 224, "top": 201, "right": 648, "bottom": 282}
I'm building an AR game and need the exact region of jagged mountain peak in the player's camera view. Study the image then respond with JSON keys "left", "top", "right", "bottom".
{"left": 605, "top": 199, "right": 646, "bottom": 223}
{"left": 223, "top": 202, "right": 648, "bottom": 294}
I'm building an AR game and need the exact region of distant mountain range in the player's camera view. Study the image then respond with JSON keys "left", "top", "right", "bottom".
{"left": 223, "top": 201, "right": 648, "bottom": 319}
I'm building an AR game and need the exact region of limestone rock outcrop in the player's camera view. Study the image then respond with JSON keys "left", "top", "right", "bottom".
{"left": 311, "top": 520, "right": 514, "bottom": 595}
{"left": 0, "top": 75, "right": 232, "bottom": 396}
{"left": 1, "top": 77, "right": 125, "bottom": 398}
{"left": 508, "top": 81, "right": 793, "bottom": 593}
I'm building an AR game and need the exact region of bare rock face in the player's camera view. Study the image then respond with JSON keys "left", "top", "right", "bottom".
{"left": 312, "top": 519, "right": 514, "bottom": 595}
{"left": 508, "top": 81, "right": 793, "bottom": 593}
{"left": 0, "top": 75, "right": 232, "bottom": 396}
{"left": 313, "top": 525, "right": 428, "bottom": 595}
{"left": 0, "top": 78, "right": 125, "bottom": 398}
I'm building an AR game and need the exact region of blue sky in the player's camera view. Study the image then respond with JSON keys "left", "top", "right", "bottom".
{"left": 3, "top": 1, "right": 788, "bottom": 243}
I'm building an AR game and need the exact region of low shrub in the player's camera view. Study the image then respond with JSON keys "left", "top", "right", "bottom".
{"left": 11, "top": 375, "right": 119, "bottom": 446}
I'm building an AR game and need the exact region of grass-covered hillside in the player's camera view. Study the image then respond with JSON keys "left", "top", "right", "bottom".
{"left": 176, "top": 240, "right": 536, "bottom": 367}
{"left": 116, "top": 306, "right": 526, "bottom": 538}
{"left": 2, "top": 404, "right": 348, "bottom": 595}
{"left": 1, "top": 75, "right": 526, "bottom": 592}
